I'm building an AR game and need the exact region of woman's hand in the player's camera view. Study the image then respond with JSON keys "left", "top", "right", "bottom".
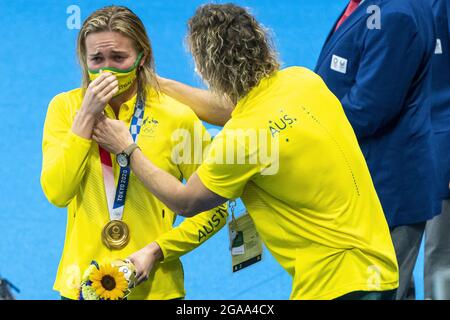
{"left": 71, "top": 73, "right": 119, "bottom": 140}
{"left": 81, "top": 72, "right": 119, "bottom": 116}
{"left": 128, "top": 242, "right": 163, "bottom": 286}
{"left": 92, "top": 114, "right": 134, "bottom": 154}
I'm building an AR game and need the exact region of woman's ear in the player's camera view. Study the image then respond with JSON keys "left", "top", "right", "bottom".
{"left": 139, "top": 54, "right": 146, "bottom": 69}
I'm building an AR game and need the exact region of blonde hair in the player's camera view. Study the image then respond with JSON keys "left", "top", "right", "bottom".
{"left": 77, "top": 6, "right": 157, "bottom": 101}
{"left": 187, "top": 3, "right": 280, "bottom": 104}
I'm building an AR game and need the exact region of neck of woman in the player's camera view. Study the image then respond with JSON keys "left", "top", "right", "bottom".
{"left": 109, "top": 82, "right": 138, "bottom": 118}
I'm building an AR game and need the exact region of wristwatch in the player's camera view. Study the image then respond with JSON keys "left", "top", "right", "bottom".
{"left": 116, "top": 143, "right": 141, "bottom": 168}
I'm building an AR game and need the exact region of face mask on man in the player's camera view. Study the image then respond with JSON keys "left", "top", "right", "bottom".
{"left": 88, "top": 52, "right": 144, "bottom": 97}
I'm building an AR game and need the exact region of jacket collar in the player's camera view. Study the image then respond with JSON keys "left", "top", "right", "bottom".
{"left": 316, "top": 0, "right": 375, "bottom": 68}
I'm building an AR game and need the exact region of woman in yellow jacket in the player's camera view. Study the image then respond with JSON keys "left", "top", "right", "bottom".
{"left": 40, "top": 5, "right": 227, "bottom": 300}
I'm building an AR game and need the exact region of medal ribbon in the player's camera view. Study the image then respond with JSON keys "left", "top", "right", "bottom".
{"left": 99, "top": 98, "right": 145, "bottom": 221}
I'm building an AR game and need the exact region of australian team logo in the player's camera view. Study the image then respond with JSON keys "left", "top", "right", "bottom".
{"left": 140, "top": 116, "right": 159, "bottom": 138}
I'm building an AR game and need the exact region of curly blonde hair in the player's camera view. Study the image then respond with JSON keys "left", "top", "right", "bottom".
{"left": 77, "top": 6, "right": 158, "bottom": 102}
{"left": 187, "top": 3, "right": 280, "bottom": 104}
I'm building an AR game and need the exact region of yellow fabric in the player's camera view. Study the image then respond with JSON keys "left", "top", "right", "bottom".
{"left": 41, "top": 86, "right": 228, "bottom": 300}
{"left": 197, "top": 67, "right": 399, "bottom": 300}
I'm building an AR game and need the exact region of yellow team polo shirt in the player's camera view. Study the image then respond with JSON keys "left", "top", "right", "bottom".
{"left": 197, "top": 67, "right": 399, "bottom": 300}
{"left": 41, "top": 86, "right": 228, "bottom": 300}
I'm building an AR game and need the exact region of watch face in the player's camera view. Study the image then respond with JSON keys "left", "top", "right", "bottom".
{"left": 117, "top": 153, "right": 129, "bottom": 168}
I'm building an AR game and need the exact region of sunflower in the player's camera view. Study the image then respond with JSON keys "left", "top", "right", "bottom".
{"left": 89, "top": 264, "right": 128, "bottom": 300}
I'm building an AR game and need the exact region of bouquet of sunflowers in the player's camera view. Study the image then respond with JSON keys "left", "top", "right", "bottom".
{"left": 79, "top": 260, "right": 137, "bottom": 300}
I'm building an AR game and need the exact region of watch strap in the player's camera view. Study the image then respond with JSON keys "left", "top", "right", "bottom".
{"left": 123, "top": 143, "right": 140, "bottom": 157}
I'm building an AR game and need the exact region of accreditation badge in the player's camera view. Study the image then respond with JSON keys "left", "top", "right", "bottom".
{"left": 228, "top": 201, "right": 263, "bottom": 272}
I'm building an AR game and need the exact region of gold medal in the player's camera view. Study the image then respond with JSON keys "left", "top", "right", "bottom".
{"left": 102, "top": 220, "right": 130, "bottom": 250}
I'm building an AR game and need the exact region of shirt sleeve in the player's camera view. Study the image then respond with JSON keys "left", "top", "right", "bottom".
{"left": 40, "top": 93, "right": 92, "bottom": 207}
{"left": 154, "top": 108, "right": 229, "bottom": 262}
{"left": 196, "top": 127, "right": 264, "bottom": 200}
{"left": 340, "top": 12, "right": 424, "bottom": 139}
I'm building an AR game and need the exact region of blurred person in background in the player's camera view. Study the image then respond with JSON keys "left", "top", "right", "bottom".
{"left": 424, "top": 0, "right": 450, "bottom": 300}
{"left": 314, "top": 0, "right": 438, "bottom": 300}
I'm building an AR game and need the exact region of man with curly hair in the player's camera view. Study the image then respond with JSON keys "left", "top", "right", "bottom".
{"left": 93, "top": 3, "right": 399, "bottom": 300}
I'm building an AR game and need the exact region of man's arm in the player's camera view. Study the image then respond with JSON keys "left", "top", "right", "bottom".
{"left": 92, "top": 115, "right": 228, "bottom": 216}
{"left": 158, "top": 76, "right": 234, "bottom": 126}
{"left": 131, "top": 149, "right": 228, "bottom": 216}
{"left": 93, "top": 114, "right": 229, "bottom": 285}
{"left": 126, "top": 162, "right": 228, "bottom": 286}
{"left": 93, "top": 116, "right": 258, "bottom": 284}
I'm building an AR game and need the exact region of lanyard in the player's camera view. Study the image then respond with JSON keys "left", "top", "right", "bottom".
{"left": 99, "top": 98, "right": 145, "bottom": 221}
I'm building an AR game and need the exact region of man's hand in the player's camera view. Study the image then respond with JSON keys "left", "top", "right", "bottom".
{"left": 128, "top": 242, "right": 163, "bottom": 286}
{"left": 92, "top": 114, "right": 134, "bottom": 154}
